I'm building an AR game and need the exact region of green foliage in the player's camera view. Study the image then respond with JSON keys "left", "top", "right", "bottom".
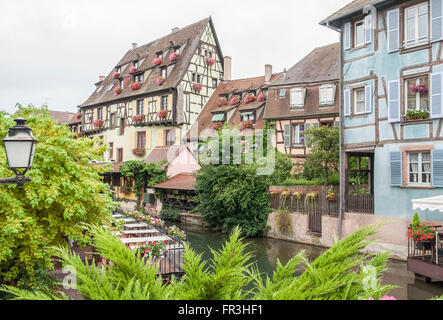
{"left": 302, "top": 126, "right": 339, "bottom": 185}
{"left": 195, "top": 164, "right": 271, "bottom": 237}
{"left": 1, "top": 224, "right": 396, "bottom": 300}
{"left": 0, "top": 105, "right": 115, "bottom": 289}
{"left": 281, "top": 173, "right": 340, "bottom": 186}
{"left": 406, "top": 109, "right": 429, "bottom": 120}
{"left": 412, "top": 212, "right": 421, "bottom": 228}
{"left": 269, "top": 152, "right": 293, "bottom": 186}
{"left": 160, "top": 206, "right": 181, "bottom": 222}
{"left": 275, "top": 210, "right": 292, "bottom": 233}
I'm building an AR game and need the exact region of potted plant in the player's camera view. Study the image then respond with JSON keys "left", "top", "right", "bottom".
{"left": 157, "top": 109, "right": 168, "bottom": 119}
{"left": 153, "top": 57, "right": 163, "bottom": 65}
{"left": 269, "top": 189, "right": 279, "bottom": 198}
{"left": 217, "top": 97, "right": 228, "bottom": 106}
{"left": 112, "top": 72, "right": 120, "bottom": 79}
{"left": 240, "top": 120, "right": 254, "bottom": 131}
{"left": 210, "top": 122, "right": 224, "bottom": 131}
{"left": 305, "top": 190, "right": 318, "bottom": 200}
{"left": 407, "top": 213, "right": 436, "bottom": 250}
{"left": 132, "top": 114, "right": 145, "bottom": 123}
{"left": 258, "top": 92, "right": 267, "bottom": 102}
{"left": 129, "top": 66, "right": 137, "bottom": 74}
{"left": 292, "top": 191, "right": 303, "bottom": 200}
{"left": 130, "top": 82, "right": 142, "bottom": 91}
{"left": 406, "top": 109, "right": 429, "bottom": 121}
{"left": 156, "top": 76, "right": 165, "bottom": 86}
{"left": 93, "top": 119, "right": 104, "bottom": 128}
{"left": 326, "top": 190, "right": 336, "bottom": 201}
{"left": 169, "top": 51, "right": 179, "bottom": 62}
{"left": 137, "top": 240, "right": 168, "bottom": 259}
{"left": 132, "top": 148, "right": 146, "bottom": 157}
{"left": 205, "top": 57, "right": 216, "bottom": 66}
{"left": 114, "top": 86, "right": 122, "bottom": 95}
{"left": 192, "top": 82, "right": 203, "bottom": 92}
{"left": 280, "top": 189, "right": 290, "bottom": 198}
{"left": 244, "top": 94, "right": 257, "bottom": 104}
{"left": 229, "top": 96, "right": 241, "bottom": 105}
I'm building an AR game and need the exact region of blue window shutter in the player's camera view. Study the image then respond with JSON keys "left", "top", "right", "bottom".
{"left": 344, "top": 89, "right": 351, "bottom": 116}
{"left": 431, "top": 0, "right": 443, "bottom": 42}
{"left": 365, "top": 85, "right": 373, "bottom": 114}
{"left": 388, "top": 80, "right": 400, "bottom": 123}
{"left": 344, "top": 22, "right": 351, "bottom": 50}
{"left": 284, "top": 124, "right": 291, "bottom": 147}
{"left": 304, "top": 123, "right": 310, "bottom": 146}
{"left": 387, "top": 9, "right": 400, "bottom": 53}
{"left": 365, "top": 14, "right": 373, "bottom": 44}
{"left": 390, "top": 152, "right": 402, "bottom": 187}
{"left": 430, "top": 72, "right": 443, "bottom": 119}
{"left": 433, "top": 150, "right": 443, "bottom": 187}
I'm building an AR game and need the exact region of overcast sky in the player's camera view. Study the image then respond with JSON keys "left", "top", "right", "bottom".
{"left": 0, "top": 0, "right": 350, "bottom": 114}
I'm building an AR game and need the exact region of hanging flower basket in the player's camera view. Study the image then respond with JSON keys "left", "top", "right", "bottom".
{"left": 305, "top": 190, "right": 318, "bottom": 200}
{"left": 230, "top": 96, "right": 241, "bottom": 105}
{"left": 114, "top": 86, "right": 122, "bottom": 95}
{"left": 244, "top": 94, "right": 257, "bottom": 104}
{"left": 205, "top": 57, "right": 216, "bottom": 66}
{"left": 129, "top": 66, "right": 137, "bottom": 74}
{"left": 240, "top": 120, "right": 254, "bottom": 131}
{"left": 409, "top": 83, "right": 428, "bottom": 95}
{"left": 269, "top": 189, "right": 279, "bottom": 198}
{"left": 217, "top": 97, "right": 228, "bottom": 106}
{"left": 130, "top": 82, "right": 142, "bottom": 91}
{"left": 112, "top": 72, "right": 120, "bottom": 79}
{"left": 157, "top": 110, "right": 168, "bottom": 119}
{"left": 153, "top": 57, "right": 163, "bottom": 65}
{"left": 93, "top": 119, "right": 104, "bottom": 128}
{"left": 132, "top": 148, "right": 146, "bottom": 157}
{"left": 326, "top": 190, "right": 336, "bottom": 201}
{"left": 169, "top": 52, "right": 180, "bottom": 62}
{"left": 210, "top": 122, "right": 224, "bottom": 131}
{"left": 132, "top": 114, "right": 145, "bottom": 123}
{"left": 156, "top": 76, "right": 165, "bottom": 86}
{"left": 292, "top": 191, "right": 303, "bottom": 200}
{"left": 258, "top": 92, "right": 267, "bottom": 102}
{"left": 192, "top": 82, "right": 203, "bottom": 92}
{"left": 280, "top": 189, "right": 290, "bottom": 198}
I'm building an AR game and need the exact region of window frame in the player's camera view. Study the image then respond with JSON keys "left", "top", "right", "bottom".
{"left": 404, "top": 74, "right": 429, "bottom": 112}
{"left": 291, "top": 123, "right": 305, "bottom": 146}
{"left": 353, "top": 87, "right": 366, "bottom": 115}
{"left": 97, "top": 107, "right": 103, "bottom": 120}
{"left": 290, "top": 88, "right": 306, "bottom": 109}
{"left": 403, "top": 1, "right": 429, "bottom": 49}
{"left": 136, "top": 131, "right": 146, "bottom": 149}
{"left": 136, "top": 99, "right": 144, "bottom": 115}
{"left": 109, "top": 142, "right": 114, "bottom": 160}
{"left": 161, "top": 96, "right": 168, "bottom": 110}
{"left": 165, "top": 129, "right": 175, "bottom": 147}
{"left": 354, "top": 19, "right": 365, "bottom": 48}
{"left": 408, "top": 151, "right": 432, "bottom": 186}
{"left": 319, "top": 84, "right": 336, "bottom": 106}
{"left": 161, "top": 67, "right": 167, "bottom": 79}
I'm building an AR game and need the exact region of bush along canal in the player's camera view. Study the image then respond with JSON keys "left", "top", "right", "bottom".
{"left": 166, "top": 221, "right": 443, "bottom": 300}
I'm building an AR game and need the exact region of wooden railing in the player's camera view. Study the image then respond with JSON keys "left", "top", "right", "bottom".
{"left": 345, "top": 194, "right": 374, "bottom": 214}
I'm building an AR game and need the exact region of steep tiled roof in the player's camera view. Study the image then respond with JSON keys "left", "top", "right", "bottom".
{"left": 67, "top": 112, "right": 82, "bottom": 124}
{"left": 152, "top": 173, "right": 196, "bottom": 190}
{"left": 320, "top": 0, "right": 387, "bottom": 26}
{"left": 186, "top": 73, "right": 281, "bottom": 140}
{"left": 269, "top": 43, "right": 339, "bottom": 86}
{"left": 81, "top": 18, "right": 216, "bottom": 108}
{"left": 48, "top": 111, "right": 76, "bottom": 124}
{"left": 145, "top": 146, "right": 182, "bottom": 168}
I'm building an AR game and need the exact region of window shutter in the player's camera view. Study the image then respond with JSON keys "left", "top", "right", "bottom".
{"left": 387, "top": 9, "right": 400, "bottom": 53}
{"left": 131, "top": 100, "right": 136, "bottom": 116}
{"left": 130, "top": 132, "right": 135, "bottom": 150}
{"left": 175, "top": 128, "right": 180, "bottom": 146}
{"left": 365, "top": 85, "right": 373, "bottom": 114}
{"left": 390, "top": 152, "right": 402, "bottom": 186}
{"left": 388, "top": 80, "right": 400, "bottom": 123}
{"left": 432, "top": 150, "right": 443, "bottom": 187}
{"left": 157, "top": 130, "right": 164, "bottom": 147}
{"left": 344, "top": 89, "right": 351, "bottom": 116}
{"left": 431, "top": 0, "right": 443, "bottom": 42}
{"left": 146, "top": 130, "right": 151, "bottom": 149}
{"left": 284, "top": 124, "right": 291, "bottom": 147}
{"left": 364, "top": 14, "right": 373, "bottom": 44}
{"left": 344, "top": 22, "right": 351, "bottom": 50}
{"left": 304, "top": 123, "right": 311, "bottom": 146}
{"left": 430, "top": 72, "right": 443, "bottom": 118}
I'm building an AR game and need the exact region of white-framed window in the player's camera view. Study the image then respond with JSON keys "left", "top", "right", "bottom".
{"left": 354, "top": 20, "right": 365, "bottom": 47}
{"left": 107, "top": 84, "right": 114, "bottom": 92}
{"left": 134, "top": 74, "right": 144, "bottom": 83}
{"left": 241, "top": 111, "right": 255, "bottom": 122}
{"left": 120, "top": 79, "right": 124, "bottom": 89}
{"left": 406, "top": 76, "right": 429, "bottom": 111}
{"left": 133, "top": 61, "right": 138, "bottom": 68}
{"left": 161, "top": 67, "right": 167, "bottom": 79}
{"left": 292, "top": 124, "right": 305, "bottom": 146}
{"left": 354, "top": 88, "right": 366, "bottom": 115}
{"left": 408, "top": 151, "right": 431, "bottom": 186}
{"left": 116, "top": 66, "right": 121, "bottom": 73}
{"left": 136, "top": 99, "right": 144, "bottom": 115}
{"left": 404, "top": 2, "right": 429, "bottom": 48}
{"left": 319, "top": 84, "right": 336, "bottom": 106}
{"left": 279, "top": 89, "right": 286, "bottom": 98}
{"left": 290, "top": 88, "right": 306, "bottom": 108}
{"left": 97, "top": 107, "right": 103, "bottom": 120}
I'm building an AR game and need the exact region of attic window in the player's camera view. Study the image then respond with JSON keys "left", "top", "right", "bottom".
{"left": 319, "top": 84, "right": 336, "bottom": 106}
{"left": 174, "top": 46, "right": 181, "bottom": 54}
{"left": 134, "top": 74, "right": 144, "bottom": 83}
{"left": 115, "top": 66, "right": 121, "bottom": 73}
{"left": 211, "top": 113, "right": 225, "bottom": 122}
{"left": 133, "top": 61, "right": 139, "bottom": 68}
{"left": 96, "top": 86, "right": 103, "bottom": 93}
{"left": 290, "top": 88, "right": 307, "bottom": 108}
{"left": 161, "top": 67, "right": 167, "bottom": 79}
{"left": 120, "top": 79, "right": 124, "bottom": 90}
{"left": 107, "top": 84, "right": 115, "bottom": 92}
{"left": 156, "top": 51, "right": 163, "bottom": 58}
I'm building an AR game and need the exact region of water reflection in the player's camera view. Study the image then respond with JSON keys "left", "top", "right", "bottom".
{"left": 173, "top": 222, "right": 443, "bottom": 300}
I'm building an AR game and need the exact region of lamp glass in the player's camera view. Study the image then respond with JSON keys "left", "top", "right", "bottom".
{"left": 4, "top": 136, "right": 34, "bottom": 170}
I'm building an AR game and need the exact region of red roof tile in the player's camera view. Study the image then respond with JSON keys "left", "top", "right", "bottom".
{"left": 152, "top": 173, "right": 196, "bottom": 190}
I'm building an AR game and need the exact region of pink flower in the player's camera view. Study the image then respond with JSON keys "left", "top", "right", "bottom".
{"left": 379, "top": 296, "right": 397, "bottom": 300}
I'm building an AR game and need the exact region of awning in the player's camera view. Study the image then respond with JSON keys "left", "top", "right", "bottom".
{"left": 412, "top": 195, "right": 443, "bottom": 213}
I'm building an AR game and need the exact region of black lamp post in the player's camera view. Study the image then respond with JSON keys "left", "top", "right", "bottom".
{"left": 0, "top": 118, "right": 37, "bottom": 188}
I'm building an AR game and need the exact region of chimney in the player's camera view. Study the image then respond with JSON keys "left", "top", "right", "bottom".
{"left": 223, "top": 56, "right": 232, "bottom": 81}
{"left": 132, "top": 43, "right": 138, "bottom": 50}
{"left": 265, "top": 64, "right": 272, "bottom": 83}
{"left": 283, "top": 68, "right": 287, "bottom": 80}
{"left": 172, "top": 27, "right": 180, "bottom": 33}
{"left": 99, "top": 76, "right": 105, "bottom": 82}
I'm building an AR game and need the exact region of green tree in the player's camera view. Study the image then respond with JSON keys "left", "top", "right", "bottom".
{"left": 0, "top": 105, "right": 115, "bottom": 290}
{"left": 119, "top": 160, "right": 167, "bottom": 209}
{"left": 303, "top": 126, "right": 339, "bottom": 185}
{"left": 1, "top": 224, "right": 396, "bottom": 300}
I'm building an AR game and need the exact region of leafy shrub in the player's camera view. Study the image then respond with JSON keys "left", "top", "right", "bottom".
{"left": 160, "top": 206, "right": 181, "bottom": 222}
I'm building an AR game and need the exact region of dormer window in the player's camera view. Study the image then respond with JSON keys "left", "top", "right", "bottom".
{"left": 161, "top": 67, "right": 167, "bottom": 79}
{"left": 133, "top": 61, "right": 138, "bottom": 68}
{"left": 173, "top": 46, "right": 181, "bottom": 55}
{"left": 290, "top": 88, "right": 307, "bottom": 109}
{"left": 120, "top": 79, "right": 124, "bottom": 90}
{"left": 319, "top": 84, "right": 336, "bottom": 106}
{"left": 241, "top": 111, "right": 255, "bottom": 122}
{"left": 156, "top": 51, "right": 163, "bottom": 58}
{"left": 116, "top": 66, "right": 121, "bottom": 73}
{"left": 211, "top": 113, "right": 225, "bottom": 122}
{"left": 134, "top": 74, "right": 144, "bottom": 83}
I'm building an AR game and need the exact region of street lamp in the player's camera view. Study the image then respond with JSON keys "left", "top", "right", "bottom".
{"left": 0, "top": 118, "right": 37, "bottom": 188}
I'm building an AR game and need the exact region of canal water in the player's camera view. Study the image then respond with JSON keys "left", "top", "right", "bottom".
{"left": 172, "top": 222, "right": 443, "bottom": 300}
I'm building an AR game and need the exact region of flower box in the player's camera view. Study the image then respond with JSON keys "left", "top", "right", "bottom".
{"left": 192, "top": 82, "right": 203, "bottom": 92}
{"left": 153, "top": 57, "right": 163, "bottom": 65}
{"left": 156, "top": 76, "right": 165, "bottom": 86}
{"left": 240, "top": 120, "right": 254, "bottom": 131}
{"left": 217, "top": 97, "right": 228, "bottom": 106}
{"left": 132, "top": 114, "right": 145, "bottom": 123}
{"left": 112, "top": 72, "right": 120, "bottom": 79}
{"left": 258, "top": 92, "right": 267, "bottom": 102}
{"left": 129, "top": 66, "right": 137, "bottom": 74}
{"left": 406, "top": 109, "right": 429, "bottom": 121}
{"left": 292, "top": 191, "right": 303, "bottom": 199}
{"left": 157, "top": 110, "right": 168, "bottom": 119}
{"left": 305, "top": 191, "right": 318, "bottom": 200}
{"left": 93, "top": 119, "right": 104, "bottom": 128}
{"left": 269, "top": 190, "right": 279, "bottom": 198}
{"left": 132, "top": 148, "right": 146, "bottom": 157}
{"left": 114, "top": 86, "right": 122, "bottom": 94}
{"left": 205, "top": 57, "right": 216, "bottom": 66}
{"left": 210, "top": 122, "right": 224, "bottom": 131}
{"left": 280, "top": 189, "right": 290, "bottom": 198}
{"left": 169, "top": 52, "right": 179, "bottom": 62}
{"left": 244, "top": 94, "right": 257, "bottom": 104}
{"left": 130, "top": 82, "right": 141, "bottom": 91}
{"left": 230, "top": 96, "right": 241, "bottom": 105}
